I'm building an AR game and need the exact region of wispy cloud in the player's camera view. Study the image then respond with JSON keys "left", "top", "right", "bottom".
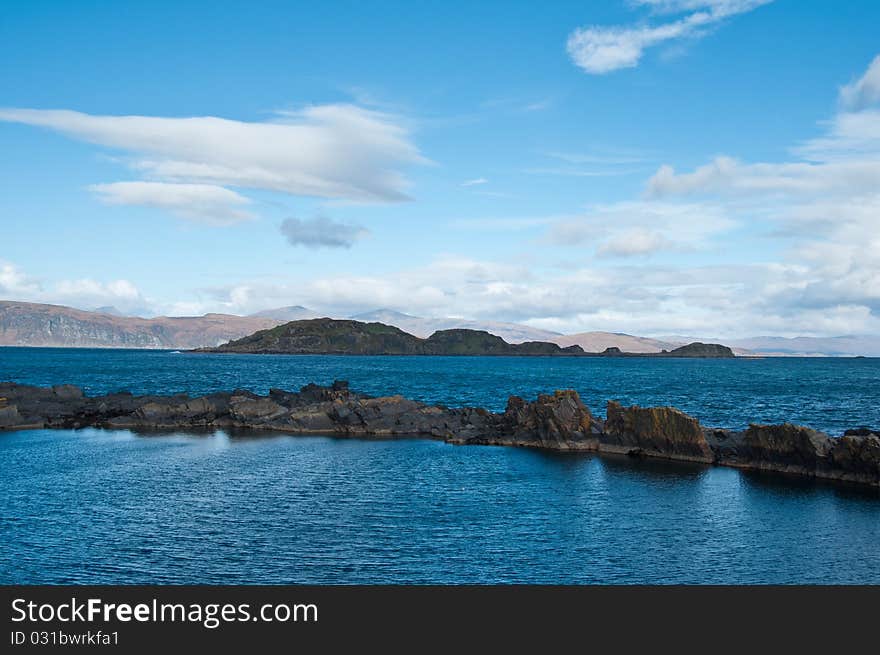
{"left": 479, "top": 97, "right": 555, "bottom": 113}
{"left": 0, "top": 105, "right": 426, "bottom": 222}
{"left": 90, "top": 182, "right": 254, "bottom": 225}
{"left": 461, "top": 178, "right": 489, "bottom": 187}
{"left": 524, "top": 167, "right": 642, "bottom": 177}
{"left": 521, "top": 99, "right": 555, "bottom": 112}
{"left": 280, "top": 216, "right": 368, "bottom": 249}
{"left": 839, "top": 54, "right": 880, "bottom": 111}
{"left": 544, "top": 150, "right": 649, "bottom": 165}
{"left": 567, "top": 0, "right": 772, "bottom": 74}
{"left": 473, "top": 190, "right": 510, "bottom": 198}
{"left": 526, "top": 149, "right": 651, "bottom": 177}
{"left": 545, "top": 201, "right": 736, "bottom": 257}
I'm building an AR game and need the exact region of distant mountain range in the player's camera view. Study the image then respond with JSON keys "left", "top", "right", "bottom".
{"left": 552, "top": 332, "right": 678, "bottom": 354}
{"left": 248, "top": 305, "right": 319, "bottom": 322}
{"left": 0, "top": 301, "right": 281, "bottom": 349}
{"left": 1, "top": 299, "right": 878, "bottom": 356}
{"left": 725, "top": 336, "right": 880, "bottom": 357}
{"left": 348, "top": 309, "right": 561, "bottom": 344}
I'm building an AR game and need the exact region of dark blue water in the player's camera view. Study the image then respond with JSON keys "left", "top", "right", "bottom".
{"left": 2, "top": 429, "right": 879, "bottom": 584}
{"left": 1, "top": 348, "right": 879, "bottom": 584}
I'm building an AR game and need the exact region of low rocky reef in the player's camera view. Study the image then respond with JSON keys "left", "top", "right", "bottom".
{"left": 1, "top": 381, "right": 877, "bottom": 488}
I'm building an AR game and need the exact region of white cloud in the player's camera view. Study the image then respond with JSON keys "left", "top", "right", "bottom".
{"left": 795, "top": 109, "right": 880, "bottom": 161}
{"left": 646, "top": 72, "right": 880, "bottom": 200}
{"left": 597, "top": 229, "right": 674, "bottom": 257}
{"left": 567, "top": 0, "right": 771, "bottom": 74}
{"left": 461, "top": 178, "right": 489, "bottom": 186}
{"left": 9, "top": 241, "right": 876, "bottom": 338}
{"left": 280, "top": 216, "right": 368, "bottom": 249}
{"left": 0, "top": 260, "right": 149, "bottom": 315}
{"left": 840, "top": 54, "right": 880, "bottom": 111}
{"left": 647, "top": 156, "right": 880, "bottom": 197}
{"left": 544, "top": 150, "right": 649, "bottom": 165}
{"left": 90, "top": 182, "right": 254, "bottom": 225}
{"left": 0, "top": 105, "right": 426, "bottom": 217}
{"left": 639, "top": 54, "right": 880, "bottom": 332}
{"left": 215, "top": 255, "right": 876, "bottom": 338}
{"left": 0, "top": 261, "right": 41, "bottom": 297}
{"left": 546, "top": 201, "right": 736, "bottom": 256}
{"left": 54, "top": 278, "right": 141, "bottom": 303}
{"left": 631, "top": 0, "right": 766, "bottom": 13}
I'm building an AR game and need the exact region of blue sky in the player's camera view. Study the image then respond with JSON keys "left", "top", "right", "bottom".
{"left": 1, "top": 0, "right": 879, "bottom": 337}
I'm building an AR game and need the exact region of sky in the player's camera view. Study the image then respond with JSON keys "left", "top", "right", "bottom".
{"left": 1, "top": 0, "right": 879, "bottom": 338}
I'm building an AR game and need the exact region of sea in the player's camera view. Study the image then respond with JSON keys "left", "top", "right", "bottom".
{"left": 1, "top": 347, "right": 878, "bottom": 584}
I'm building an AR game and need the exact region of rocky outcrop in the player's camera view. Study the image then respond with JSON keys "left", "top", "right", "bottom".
{"left": 0, "top": 381, "right": 877, "bottom": 488}
{"left": 200, "top": 317, "right": 733, "bottom": 358}
{"left": 658, "top": 342, "right": 735, "bottom": 358}
{"left": 0, "top": 381, "right": 565, "bottom": 444}
{"left": 843, "top": 427, "right": 879, "bottom": 437}
{"left": 711, "top": 423, "right": 880, "bottom": 487}
{"left": 203, "top": 318, "right": 587, "bottom": 356}
{"left": 828, "top": 434, "right": 880, "bottom": 486}
{"left": 602, "top": 401, "right": 715, "bottom": 462}
{"left": 449, "top": 390, "right": 599, "bottom": 449}
{"left": 0, "top": 403, "right": 21, "bottom": 427}
{"left": 594, "top": 343, "right": 735, "bottom": 358}
{"left": 736, "top": 423, "right": 833, "bottom": 473}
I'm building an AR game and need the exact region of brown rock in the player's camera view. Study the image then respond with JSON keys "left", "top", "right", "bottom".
{"left": 135, "top": 402, "right": 178, "bottom": 422}
{"left": 52, "top": 384, "right": 84, "bottom": 400}
{"left": 828, "top": 434, "right": 880, "bottom": 485}
{"left": 491, "top": 389, "right": 595, "bottom": 449}
{"left": 0, "top": 404, "right": 21, "bottom": 427}
{"left": 228, "top": 397, "right": 287, "bottom": 422}
{"left": 741, "top": 423, "right": 832, "bottom": 471}
{"left": 602, "top": 401, "right": 714, "bottom": 462}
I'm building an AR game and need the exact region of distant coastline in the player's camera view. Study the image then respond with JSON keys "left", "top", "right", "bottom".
{"left": 194, "top": 318, "right": 736, "bottom": 358}
{"left": 3, "top": 300, "right": 880, "bottom": 356}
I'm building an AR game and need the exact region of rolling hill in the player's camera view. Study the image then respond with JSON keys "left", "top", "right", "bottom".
{"left": 550, "top": 331, "right": 678, "bottom": 354}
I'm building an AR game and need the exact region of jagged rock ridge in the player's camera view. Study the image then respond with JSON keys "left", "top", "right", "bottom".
{"left": 0, "top": 381, "right": 876, "bottom": 487}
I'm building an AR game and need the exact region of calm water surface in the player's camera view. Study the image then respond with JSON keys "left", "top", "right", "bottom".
{"left": 1, "top": 348, "right": 878, "bottom": 584}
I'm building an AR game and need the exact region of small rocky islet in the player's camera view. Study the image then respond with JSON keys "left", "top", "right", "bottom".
{"left": 1, "top": 380, "right": 877, "bottom": 488}
{"left": 194, "top": 317, "right": 737, "bottom": 357}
